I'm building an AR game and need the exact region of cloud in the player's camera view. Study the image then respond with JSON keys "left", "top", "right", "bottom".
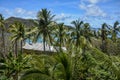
{"left": 14, "top": 8, "right": 36, "bottom": 18}
{"left": 79, "top": 0, "right": 106, "bottom": 17}
{"left": 88, "top": 0, "right": 99, "bottom": 4}
{"left": 0, "top": 7, "right": 36, "bottom": 19}
{"left": 55, "top": 13, "right": 72, "bottom": 21}
{"left": 15, "top": 8, "right": 26, "bottom": 14}
{"left": 0, "top": 7, "right": 11, "bottom": 17}
{"left": 85, "top": 0, "right": 107, "bottom": 4}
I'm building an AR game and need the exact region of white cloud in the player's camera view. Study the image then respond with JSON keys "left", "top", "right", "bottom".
{"left": 88, "top": 0, "right": 99, "bottom": 4}
{"left": 87, "top": 4, "right": 106, "bottom": 17}
{"left": 0, "top": 7, "right": 11, "bottom": 17}
{"left": 15, "top": 8, "right": 26, "bottom": 14}
{"left": 85, "top": 0, "right": 107, "bottom": 4}
{"left": 79, "top": 0, "right": 106, "bottom": 17}
{"left": 27, "top": 11, "right": 35, "bottom": 15}
{"left": 14, "top": 8, "right": 36, "bottom": 18}
{"left": 55, "top": 13, "right": 72, "bottom": 21}
{"left": 0, "top": 7, "right": 37, "bottom": 19}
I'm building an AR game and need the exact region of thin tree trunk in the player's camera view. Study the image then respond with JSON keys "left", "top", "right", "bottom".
{"left": 49, "top": 35, "right": 53, "bottom": 51}
{"left": 2, "top": 30, "right": 6, "bottom": 58}
{"left": 28, "top": 29, "right": 31, "bottom": 44}
{"left": 28, "top": 34, "right": 31, "bottom": 45}
{"left": 29, "top": 35, "right": 30, "bottom": 44}
{"left": 21, "top": 40, "right": 23, "bottom": 54}
{"left": 49, "top": 44, "right": 50, "bottom": 51}
{"left": 60, "top": 37, "right": 62, "bottom": 52}
{"left": 12, "top": 44, "right": 14, "bottom": 54}
{"left": 76, "top": 33, "right": 80, "bottom": 47}
{"left": 101, "top": 40, "right": 107, "bottom": 53}
{"left": 15, "top": 40, "right": 18, "bottom": 57}
{"left": 43, "top": 34, "right": 46, "bottom": 52}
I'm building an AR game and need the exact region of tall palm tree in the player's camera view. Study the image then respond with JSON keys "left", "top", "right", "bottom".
{"left": 82, "top": 23, "right": 93, "bottom": 42}
{"left": 100, "top": 23, "right": 110, "bottom": 53}
{"left": 111, "top": 21, "right": 120, "bottom": 42}
{"left": 9, "top": 22, "right": 27, "bottom": 56}
{"left": 54, "top": 23, "right": 67, "bottom": 51}
{"left": 0, "top": 14, "right": 6, "bottom": 58}
{"left": 71, "top": 19, "right": 84, "bottom": 47}
{"left": 36, "top": 8, "right": 55, "bottom": 52}
{"left": 101, "top": 23, "right": 110, "bottom": 42}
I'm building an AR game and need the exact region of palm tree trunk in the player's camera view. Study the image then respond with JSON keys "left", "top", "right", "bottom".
{"left": 28, "top": 34, "right": 31, "bottom": 45}
{"left": 43, "top": 34, "right": 46, "bottom": 52}
{"left": 1, "top": 30, "right": 6, "bottom": 58}
{"left": 15, "top": 40, "right": 18, "bottom": 57}
{"left": 21, "top": 40, "right": 23, "bottom": 54}
{"left": 101, "top": 40, "right": 107, "bottom": 53}
{"left": 76, "top": 33, "right": 80, "bottom": 47}
{"left": 112, "top": 32, "right": 117, "bottom": 42}
{"left": 60, "top": 37, "right": 62, "bottom": 51}
{"left": 29, "top": 36, "right": 31, "bottom": 45}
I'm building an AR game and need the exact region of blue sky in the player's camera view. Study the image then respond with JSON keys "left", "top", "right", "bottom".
{"left": 0, "top": 0, "right": 120, "bottom": 28}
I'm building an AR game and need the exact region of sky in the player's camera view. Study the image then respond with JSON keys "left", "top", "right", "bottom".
{"left": 0, "top": 0, "right": 120, "bottom": 28}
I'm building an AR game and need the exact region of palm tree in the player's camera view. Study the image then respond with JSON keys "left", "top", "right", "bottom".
{"left": 20, "top": 54, "right": 57, "bottom": 80}
{"left": 54, "top": 23, "right": 67, "bottom": 51}
{"left": 93, "top": 28, "right": 101, "bottom": 39}
{"left": 71, "top": 19, "right": 84, "bottom": 47}
{"left": 101, "top": 23, "right": 109, "bottom": 42}
{"left": 100, "top": 23, "right": 110, "bottom": 53}
{"left": 82, "top": 23, "right": 93, "bottom": 42}
{"left": 27, "top": 28, "right": 32, "bottom": 45}
{"left": 20, "top": 52, "right": 72, "bottom": 80}
{"left": 56, "top": 53, "right": 72, "bottom": 80}
{"left": 0, "top": 52, "right": 31, "bottom": 80}
{"left": 9, "top": 22, "right": 27, "bottom": 56}
{"left": 36, "top": 8, "right": 55, "bottom": 52}
{"left": 0, "top": 14, "right": 6, "bottom": 58}
{"left": 111, "top": 21, "right": 120, "bottom": 42}
{"left": 26, "top": 27, "right": 37, "bottom": 45}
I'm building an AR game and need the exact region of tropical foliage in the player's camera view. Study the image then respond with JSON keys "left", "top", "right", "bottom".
{"left": 0, "top": 8, "right": 120, "bottom": 80}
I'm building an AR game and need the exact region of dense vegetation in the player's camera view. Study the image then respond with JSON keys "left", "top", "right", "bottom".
{"left": 0, "top": 8, "right": 120, "bottom": 80}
